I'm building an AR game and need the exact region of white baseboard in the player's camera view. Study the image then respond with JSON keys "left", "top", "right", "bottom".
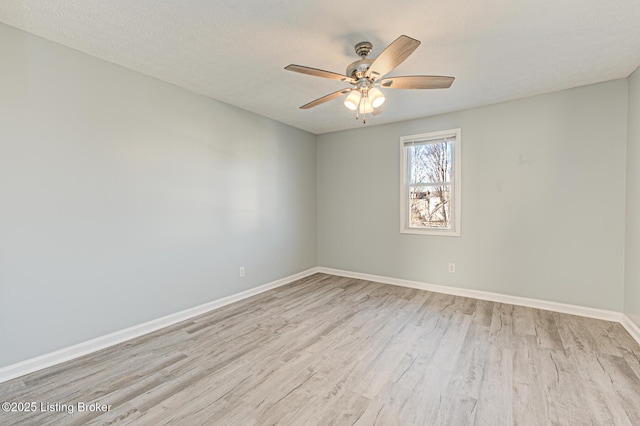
{"left": 317, "top": 267, "right": 624, "bottom": 323}
{"left": 621, "top": 315, "right": 640, "bottom": 345}
{"left": 0, "top": 267, "right": 320, "bottom": 384}
{"left": 3, "top": 266, "right": 638, "bottom": 384}
{"left": 319, "top": 267, "right": 640, "bottom": 347}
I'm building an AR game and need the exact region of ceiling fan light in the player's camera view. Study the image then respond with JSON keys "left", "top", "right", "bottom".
{"left": 344, "top": 90, "right": 361, "bottom": 111}
{"left": 369, "top": 88, "right": 385, "bottom": 108}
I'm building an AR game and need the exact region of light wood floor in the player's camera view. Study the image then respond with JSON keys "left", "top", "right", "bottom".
{"left": 1, "top": 273, "right": 640, "bottom": 425}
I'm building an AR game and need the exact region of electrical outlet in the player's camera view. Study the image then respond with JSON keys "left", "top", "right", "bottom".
{"left": 448, "top": 263, "right": 456, "bottom": 273}
{"left": 239, "top": 267, "right": 245, "bottom": 278}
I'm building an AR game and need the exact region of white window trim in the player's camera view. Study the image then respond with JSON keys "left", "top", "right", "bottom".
{"left": 400, "top": 128, "right": 461, "bottom": 236}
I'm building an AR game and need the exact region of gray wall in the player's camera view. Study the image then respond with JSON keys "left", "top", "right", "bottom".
{"left": 318, "top": 80, "right": 628, "bottom": 312}
{"left": 625, "top": 67, "right": 640, "bottom": 328}
{"left": 0, "top": 23, "right": 317, "bottom": 368}
{"left": 1, "top": 20, "right": 636, "bottom": 369}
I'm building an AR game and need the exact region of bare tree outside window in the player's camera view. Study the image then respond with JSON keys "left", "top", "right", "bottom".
{"left": 409, "top": 142, "right": 452, "bottom": 228}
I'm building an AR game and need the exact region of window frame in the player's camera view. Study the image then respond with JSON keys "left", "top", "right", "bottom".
{"left": 400, "top": 128, "right": 461, "bottom": 236}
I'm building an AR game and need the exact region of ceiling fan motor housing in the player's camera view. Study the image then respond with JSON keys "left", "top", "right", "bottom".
{"left": 346, "top": 59, "right": 374, "bottom": 80}
{"left": 347, "top": 41, "right": 374, "bottom": 80}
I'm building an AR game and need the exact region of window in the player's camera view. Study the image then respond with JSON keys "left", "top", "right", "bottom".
{"left": 400, "top": 129, "right": 461, "bottom": 236}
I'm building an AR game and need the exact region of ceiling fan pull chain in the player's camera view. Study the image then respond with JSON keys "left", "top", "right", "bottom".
{"left": 362, "top": 92, "right": 368, "bottom": 124}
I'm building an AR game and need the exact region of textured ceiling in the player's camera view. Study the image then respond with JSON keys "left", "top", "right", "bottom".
{"left": 1, "top": 1, "right": 639, "bottom": 134}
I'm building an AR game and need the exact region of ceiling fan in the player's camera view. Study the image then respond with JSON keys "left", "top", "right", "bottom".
{"left": 285, "top": 35, "right": 455, "bottom": 123}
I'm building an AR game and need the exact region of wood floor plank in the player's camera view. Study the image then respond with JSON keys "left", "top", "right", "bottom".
{"left": 474, "top": 346, "right": 513, "bottom": 426}
{"left": 565, "top": 349, "right": 635, "bottom": 425}
{"left": 1, "top": 273, "right": 639, "bottom": 425}
{"left": 489, "top": 303, "right": 514, "bottom": 349}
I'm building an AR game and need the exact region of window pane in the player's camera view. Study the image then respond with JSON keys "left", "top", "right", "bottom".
{"left": 409, "top": 185, "right": 451, "bottom": 228}
{"left": 408, "top": 142, "right": 452, "bottom": 184}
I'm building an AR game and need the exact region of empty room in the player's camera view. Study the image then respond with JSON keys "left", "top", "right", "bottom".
{"left": 1, "top": 1, "right": 640, "bottom": 425}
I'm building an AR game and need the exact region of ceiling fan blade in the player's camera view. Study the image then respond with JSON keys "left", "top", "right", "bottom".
{"left": 365, "top": 35, "right": 421, "bottom": 79}
{"left": 300, "top": 89, "right": 352, "bottom": 109}
{"left": 380, "top": 75, "right": 455, "bottom": 89}
{"left": 285, "top": 64, "right": 354, "bottom": 83}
